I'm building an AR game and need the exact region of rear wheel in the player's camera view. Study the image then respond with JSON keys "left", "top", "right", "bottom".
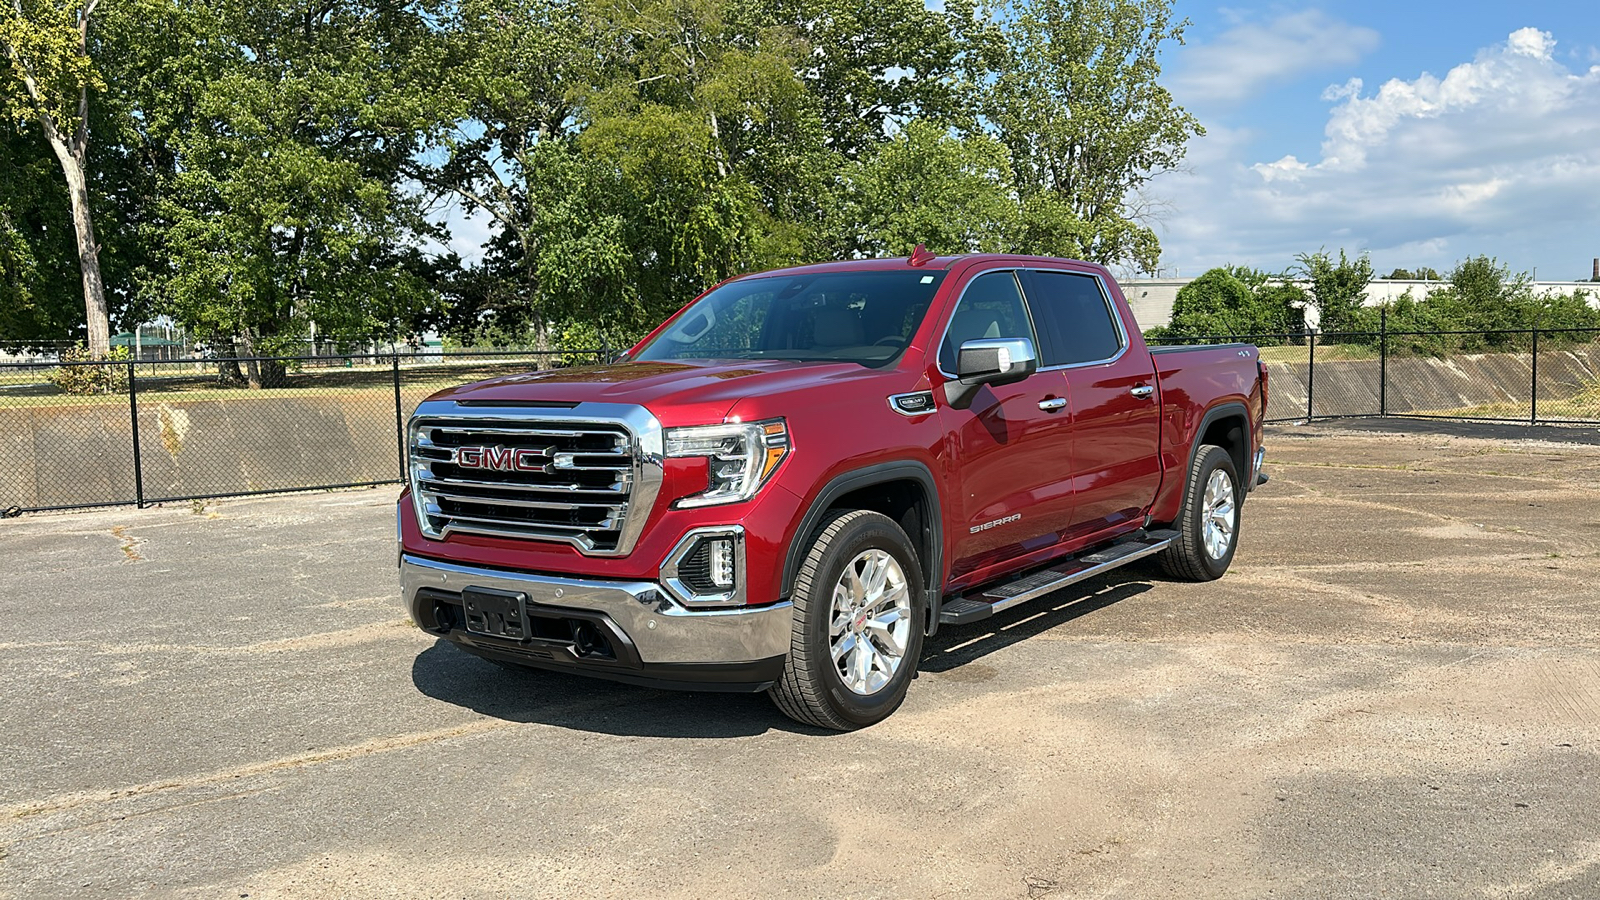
{"left": 770, "top": 510, "right": 926, "bottom": 730}
{"left": 1158, "top": 444, "right": 1241, "bottom": 581}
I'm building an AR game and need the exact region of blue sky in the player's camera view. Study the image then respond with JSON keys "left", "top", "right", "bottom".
{"left": 1155, "top": 1, "right": 1600, "bottom": 280}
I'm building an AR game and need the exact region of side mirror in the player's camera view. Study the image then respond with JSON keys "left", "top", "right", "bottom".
{"left": 944, "top": 337, "right": 1039, "bottom": 410}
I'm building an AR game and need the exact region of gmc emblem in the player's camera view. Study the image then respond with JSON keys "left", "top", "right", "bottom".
{"left": 453, "top": 446, "right": 551, "bottom": 474}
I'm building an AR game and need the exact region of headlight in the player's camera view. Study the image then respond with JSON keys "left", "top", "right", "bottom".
{"left": 664, "top": 419, "right": 789, "bottom": 508}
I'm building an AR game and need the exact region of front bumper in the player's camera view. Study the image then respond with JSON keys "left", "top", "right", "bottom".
{"left": 401, "top": 554, "right": 792, "bottom": 692}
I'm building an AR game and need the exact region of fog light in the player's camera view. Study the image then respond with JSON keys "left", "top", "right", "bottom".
{"left": 708, "top": 538, "right": 735, "bottom": 588}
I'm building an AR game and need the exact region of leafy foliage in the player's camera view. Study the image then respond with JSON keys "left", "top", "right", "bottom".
{"left": 133, "top": 0, "right": 446, "bottom": 380}
{"left": 4, "top": 0, "right": 1206, "bottom": 360}
{"left": 1382, "top": 267, "right": 1440, "bottom": 281}
{"left": 1375, "top": 256, "right": 1600, "bottom": 355}
{"left": 1154, "top": 266, "right": 1306, "bottom": 339}
{"left": 1294, "top": 248, "right": 1373, "bottom": 335}
{"left": 842, "top": 120, "right": 1019, "bottom": 258}
{"left": 985, "top": 0, "right": 1200, "bottom": 272}
{"left": 48, "top": 344, "right": 128, "bottom": 394}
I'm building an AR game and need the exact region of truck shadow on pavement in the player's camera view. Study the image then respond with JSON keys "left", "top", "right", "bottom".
{"left": 409, "top": 569, "right": 1155, "bottom": 737}
{"left": 410, "top": 642, "right": 806, "bottom": 738}
{"left": 919, "top": 573, "right": 1153, "bottom": 673}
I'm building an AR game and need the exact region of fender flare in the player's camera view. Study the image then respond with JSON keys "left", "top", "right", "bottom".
{"left": 1185, "top": 400, "right": 1252, "bottom": 495}
{"left": 780, "top": 461, "right": 945, "bottom": 629}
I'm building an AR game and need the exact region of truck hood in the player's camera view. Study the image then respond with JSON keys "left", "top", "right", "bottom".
{"left": 425, "top": 358, "right": 888, "bottom": 423}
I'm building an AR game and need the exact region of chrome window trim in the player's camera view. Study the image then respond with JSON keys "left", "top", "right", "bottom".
{"left": 407, "top": 399, "right": 665, "bottom": 556}
{"left": 659, "top": 525, "right": 747, "bottom": 608}
{"left": 933, "top": 267, "right": 1129, "bottom": 379}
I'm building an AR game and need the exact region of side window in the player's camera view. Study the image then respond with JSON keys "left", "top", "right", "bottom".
{"left": 1026, "top": 271, "right": 1123, "bottom": 366}
{"left": 939, "top": 271, "right": 1033, "bottom": 372}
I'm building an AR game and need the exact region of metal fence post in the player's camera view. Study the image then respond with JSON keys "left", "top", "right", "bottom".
{"left": 1306, "top": 331, "right": 1316, "bottom": 421}
{"left": 127, "top": 359, "right": 145, "bottom": 509}
{"left": 392, "top": 354, "right": 406, "bottom": 482}
{"left": 1379, "top": 308, "right": 1388, "bottom": 417}
{"left": 1530, "top": 329, "right": 1539, "bottom": 425}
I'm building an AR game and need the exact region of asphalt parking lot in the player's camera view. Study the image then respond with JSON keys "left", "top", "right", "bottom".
{"left": 4, "top": 422, "right": 1600, "bottom": 899}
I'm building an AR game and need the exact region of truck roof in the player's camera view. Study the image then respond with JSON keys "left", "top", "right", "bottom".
{"left": 729, "top": 253, "right": 1104, "bottom": 282}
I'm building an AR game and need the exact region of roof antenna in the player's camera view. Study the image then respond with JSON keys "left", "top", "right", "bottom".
{"left": 908, "top": 244, "right": 936, "bottom": 267}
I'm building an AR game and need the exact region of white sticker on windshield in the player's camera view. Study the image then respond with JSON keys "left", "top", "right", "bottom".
{"left": 920, "top": 275, "right": 934, "bottom": 283}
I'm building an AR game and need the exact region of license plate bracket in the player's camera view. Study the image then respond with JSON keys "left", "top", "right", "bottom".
{"left": 461, "top": 587, "right": 530, "bottom": 640}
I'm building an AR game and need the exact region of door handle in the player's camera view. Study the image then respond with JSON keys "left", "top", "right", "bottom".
{"left": 1130, "top": 385, "right": 1155, "bottom": 399}
{"left": 1038, "top": 397, "right": 1067, "bottom": 412}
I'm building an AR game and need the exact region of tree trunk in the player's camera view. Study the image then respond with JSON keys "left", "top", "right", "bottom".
{"left": 48, "top": 145, "right": 112, "bottom": 357}
{"left": 13, "top": 3, "right": 113, "bottom": 359}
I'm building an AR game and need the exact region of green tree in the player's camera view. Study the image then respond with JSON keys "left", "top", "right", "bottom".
{"left": 1161, "top": 266, "right": 1305, "bottom": 339}
{"left": 1295, "top": 248, "right": 1372, "bottom": 335}
{"left": 1383, "top": 266, "right": 1440, "bottom": 281}
{"left": 135, "top": 0, "right": 447, "bottom": 386}
{"left": 985, "top": 0, "right": 1200, "bottom": 272}
{"left": 1, "top": 0, "right": 111, "bottom": 353}
{"left": 748, "top": 0, "right": 991, "bottom": 159}
{"left": 842, "top": 119, "right": 1019, "bottom": 257}
{"left": 0, "top": 118, "right": 78, "bottom": 345}
{"left": 422, "top": 0, "right": 1021, "bottom": 348}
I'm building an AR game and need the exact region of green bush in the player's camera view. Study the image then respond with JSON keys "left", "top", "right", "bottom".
{"left": 49, "top": 346, "right": 132, "bottom": 395}
{"left": 1159, "top": 266, "right": 1306, "bottom": 341}
{"left": 1151, "top": 252, "right": 1600, "bottom": 357}
{"left": 1365, "top": 257, "right": 1600, "bottom": 356}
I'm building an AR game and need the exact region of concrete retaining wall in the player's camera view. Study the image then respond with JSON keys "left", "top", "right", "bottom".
{"left": 0, "top": 393, "right": 415, "bottom": 510}
{"left": 1262, "top": 347, "right": 1600, "bottom": 421}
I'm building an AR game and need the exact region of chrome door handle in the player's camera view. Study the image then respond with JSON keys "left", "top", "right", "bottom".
{"left": 1130, "top": 385, "right": 1155, "bottom": 399}
{"left": 1038, "top": 397, "right": 1067, "bottom": 412}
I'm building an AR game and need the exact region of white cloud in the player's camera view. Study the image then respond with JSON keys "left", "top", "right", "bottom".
{"left": 1507, "top": 27, "right": 1555, "bottom": 59}
{"left": 1155, "top": 28, "right": 1600, "bottom": 280}
{"left": 1169, "top": 10, "right": 1381, "bottom": 104}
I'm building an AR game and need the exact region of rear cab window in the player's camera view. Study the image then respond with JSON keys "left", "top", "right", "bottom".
{"left": 1022, "top": 270, "right": 1125, "bottom": 367}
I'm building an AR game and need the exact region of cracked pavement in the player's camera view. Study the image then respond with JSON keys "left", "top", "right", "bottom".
{"left": 3, "top": 423, "right": 1600, "bottom": 898}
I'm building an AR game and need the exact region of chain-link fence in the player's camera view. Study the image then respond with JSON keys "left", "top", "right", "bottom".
{"left": 1150, "top": 323, "right": 1600, "bottom": 425}
{"left": 8, "top": 328, "right": 1600, "bottom": 515}
{"left": 0, "top": 350, "right": 608, "bottom": 514}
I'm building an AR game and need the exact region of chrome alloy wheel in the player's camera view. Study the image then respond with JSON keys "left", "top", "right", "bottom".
{"left": 1201, "top": 468, "right": 1237, "bottom": 560}
{"left": 829, "top": 549, "right": 913, "bottom": 696}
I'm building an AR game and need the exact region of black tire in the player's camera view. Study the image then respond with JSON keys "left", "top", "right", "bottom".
{"left": 769, "top": 510, "right": 926, "bottom": 730}
{"left": 1158, "top": 444, "right": 1242, "bottom": 582}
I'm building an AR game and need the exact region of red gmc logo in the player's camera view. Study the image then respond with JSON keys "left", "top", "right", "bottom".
{"left": 453, "top": 446, "right": 550, "bottom": 473}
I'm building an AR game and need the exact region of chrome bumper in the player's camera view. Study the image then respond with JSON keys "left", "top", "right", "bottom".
{"left": 400, "top": 554, "right": 793, "bottom": 669}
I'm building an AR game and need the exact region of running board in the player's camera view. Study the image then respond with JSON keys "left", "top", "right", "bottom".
{"left": 938, "top": 529, "right": 1179, "bottom": 626}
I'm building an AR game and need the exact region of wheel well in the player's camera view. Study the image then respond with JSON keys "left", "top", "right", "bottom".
{"left": 1199, "top": 414, "right": 1248, "bottom": 479}
{"left": 823, "top": 479, "right": 937, "bottom": 592}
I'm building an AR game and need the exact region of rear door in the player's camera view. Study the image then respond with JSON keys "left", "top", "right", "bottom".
{"left": 933, "top": 269, "right": 1076, "bottom": 580}
{"left": 1021, "top": 268, "right": 1162, "bottom": 540}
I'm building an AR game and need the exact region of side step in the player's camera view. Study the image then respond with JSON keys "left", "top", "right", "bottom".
{"left": 938, "top": 529, "right": 1179, "bottom": 626}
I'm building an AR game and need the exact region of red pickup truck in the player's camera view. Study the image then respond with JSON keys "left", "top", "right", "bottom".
{"left": 399, "top": 252, "right": 1268, "bottom": 729}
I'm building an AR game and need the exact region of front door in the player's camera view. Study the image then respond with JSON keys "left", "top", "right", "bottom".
{"left": 1021, "top": 269, "right": 1162, "bottom": 540}
{"left": 934, "top": 269, "right": 1077, "bottom": 582}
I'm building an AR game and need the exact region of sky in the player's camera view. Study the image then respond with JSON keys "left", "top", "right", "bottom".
{"left": 1155, "top": 1, "right": 1600, "bottom": 281}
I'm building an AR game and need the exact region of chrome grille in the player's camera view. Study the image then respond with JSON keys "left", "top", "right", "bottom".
{"left": 408, "top": 402, "right": 663, "bottom": 554}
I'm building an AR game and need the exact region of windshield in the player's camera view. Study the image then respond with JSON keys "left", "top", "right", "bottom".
{"left": 633, "top": 270, "right": 947, "bottom": 367}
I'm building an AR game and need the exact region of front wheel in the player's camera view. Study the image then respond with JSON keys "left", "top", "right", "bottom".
{"left": 1158, "top": 444, "right": 1242, "bottom": 581}
{"left": 769, "top": 510, "right": 926, "bottom": 730}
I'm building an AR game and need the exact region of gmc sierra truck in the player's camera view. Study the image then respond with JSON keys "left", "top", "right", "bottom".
{"left": 399, "top": 251, "right": 1268, "bottom": 729}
